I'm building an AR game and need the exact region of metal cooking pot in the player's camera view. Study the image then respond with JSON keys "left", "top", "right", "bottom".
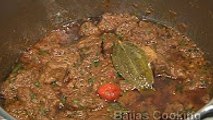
{"left": 0, "top": 0, "right": 212, "bottom": 119}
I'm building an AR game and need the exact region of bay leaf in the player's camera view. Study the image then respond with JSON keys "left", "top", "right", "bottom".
{"left": 112, "top": 40, "right": 154, "bottom": 91}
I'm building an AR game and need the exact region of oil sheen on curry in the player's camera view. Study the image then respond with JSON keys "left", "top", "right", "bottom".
{"left": 1, "top": 13, "right": 213, "bottom": 120}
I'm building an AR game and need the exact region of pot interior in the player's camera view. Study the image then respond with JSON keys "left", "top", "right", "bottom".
{"left": 0, "top": 0, "right": 213, "bottom": 119}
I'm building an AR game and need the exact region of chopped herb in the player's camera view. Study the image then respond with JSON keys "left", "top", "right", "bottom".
{"left": 116, "top": 34, "right": 123, "bottom": 40}
{"left": 51, "top": 81, "right": 58, "bottom": 87}
{"left": 101, "top": 35, "right": 106, "bottom": 42}
{"left": 96, "top": 51, "right": 100, "bottom": 56}
{"left": 152, "top": 44, "right": 158, "bottom": 51}
{"left": 124, "top": 79, "right": 130, "bottom": 83}
{"left": 116, "top": 72, "right": 123, "bottom": 78}
{"left": 144, "top": 29, "right": 152, "bottom": 35}
{"left": 72, "top": 99, "right": 84, "bottom": 109}
{"left": 93, "top": 59, "right": 100, "bottom": 67}
{"left": 60, "top": 95, "right": 67, "bottom": 104}
{"left": 30, "top": 92, "right": 36, "bottom": 101}
{"left": 34, "top": 81, "right": 41, "bottom": 88}
{"left": 200, "top": 80, "right": 208, "bottom": 88}
{"left": 175, "top": 84, "right": 184, "bottom": 93}
{"left": 107, "top": 102, "right": 127, "bottom": 112}
{"left": 178, "top": 39, "right": 187, "bottom": 47}
{"left": 183, "top": 107, "right": 196, "bottom": 114}
{"left": 72, "top": 99, "right": 79, "bottom": 104}
{"left": 12, "top": 63, "right": 23, "bottom": 73}
{"left": 40, "top": 107, "right": 49, "bottom": 116}
{"left": 83, "top": 24, "right": 88, "bottom": 30}
{"left": 88, "top": 78, "right": 95, "bottom": 86}
{"left": 38, "top": 49, "right": 49, "bottom": 56}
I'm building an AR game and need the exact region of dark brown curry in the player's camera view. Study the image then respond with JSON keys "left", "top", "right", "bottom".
{"left": 1, "top": 13, "right": 213, "bottom": 120}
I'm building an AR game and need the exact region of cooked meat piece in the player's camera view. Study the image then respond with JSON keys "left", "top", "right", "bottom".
{"left": 79, "top": 21, "right": 101, "bottom": 36}
{"left": 98, "top": 13, "right": 139, "bottom": 31}
{"left": 116, "top": 20, "right": 138, "bottom": 38}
